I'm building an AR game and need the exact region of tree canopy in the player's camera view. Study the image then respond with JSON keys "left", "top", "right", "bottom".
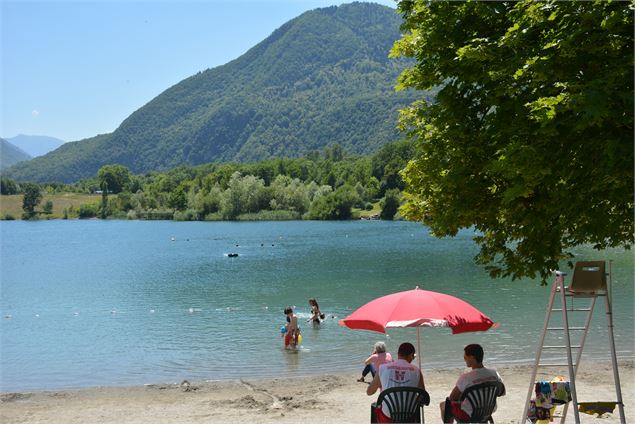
{"left": 21, "top": 183, "right": 42, "bottom": 219}
{"left": 392, "top": 0, "right": 634, "bottom": 282}
{"left": 0, "top": 143, "right": 412, "bottom": 222}
{"left": 97, "top": 164, "right": 132, "bottom": 194}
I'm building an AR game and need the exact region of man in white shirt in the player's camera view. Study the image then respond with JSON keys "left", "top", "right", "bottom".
{"left": 367, "top": 342, "right": 425, "bottom": 422}
{"left": 440, "top": 344, "right": 503, "bottom": 423}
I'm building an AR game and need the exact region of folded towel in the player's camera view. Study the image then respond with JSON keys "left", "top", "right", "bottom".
{"left": 578, "top": 402, "right": 617, "bottom": 416}
{"left": 551, "top": 381, "right": 571, "bottom": 404}
{"left": 534, "top": 381, "right": 571, "bottom": 408}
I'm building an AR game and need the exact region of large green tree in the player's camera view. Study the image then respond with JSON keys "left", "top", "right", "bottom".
{"left": 392, "top": 0, "right": 633, "bottom": 282}
{"left": 380, "top": 188, "right": 401, "bottom": 220}
{"left": 97, "top": 164, "right": 132, "bottom": 194}
{"left": 1, "top": 177, "right": 18, "bottom": 195}
{"left": 21, "top": 183, "right": 42, "bottom": 219}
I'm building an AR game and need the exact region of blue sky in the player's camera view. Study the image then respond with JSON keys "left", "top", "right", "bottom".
{"left": 1, "top": 0, "right": 396, "bottom": 142}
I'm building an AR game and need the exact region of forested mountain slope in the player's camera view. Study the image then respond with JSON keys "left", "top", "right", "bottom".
{"left": 6, "top": 3, "right": 427, "bottom": 183}
{"left": 0, "top": 138, "right": 32, "bottom": 170}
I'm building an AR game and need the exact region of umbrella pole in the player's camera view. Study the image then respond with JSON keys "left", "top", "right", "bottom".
{"left": 417, "top": 326, "right": 424, "bottom": 424}
{"left": 417, "top": 327, "right": 422, "bottom": 371}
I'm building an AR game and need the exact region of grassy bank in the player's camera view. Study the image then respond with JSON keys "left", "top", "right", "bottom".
{"left": 1, "top": 195, "right": 388, "bottom": 221}
{"left": 354, "top": 201, "right": 381, "bottom": 219}
{"left": 0, "top": 194, "right": 102, "bottom": 219}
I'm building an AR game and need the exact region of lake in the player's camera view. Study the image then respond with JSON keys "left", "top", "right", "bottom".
{"left": 1, "top": 220, "right": 633, "bottom": 392}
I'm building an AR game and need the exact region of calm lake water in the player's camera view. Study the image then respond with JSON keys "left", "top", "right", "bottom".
{"left": 1, "top": 220, "right": 633, "bottom": 392}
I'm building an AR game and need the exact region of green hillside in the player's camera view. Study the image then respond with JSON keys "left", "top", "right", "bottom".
{"left": 0, "top": 138, "right": 32, "bottom": 170}
{"left": 6, "top": 3, "right": 429, "bottom": 183}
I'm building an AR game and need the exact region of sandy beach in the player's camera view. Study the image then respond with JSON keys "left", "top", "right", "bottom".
{"left": 1, "top": 360, "right": 631, "bottom": 423}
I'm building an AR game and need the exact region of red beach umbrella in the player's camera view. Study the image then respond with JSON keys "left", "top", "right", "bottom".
{"left": 339, "top": 286, "right": 497, "bottom": 369}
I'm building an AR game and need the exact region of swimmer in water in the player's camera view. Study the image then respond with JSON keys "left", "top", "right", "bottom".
{"left": 307, "top": 298, "right": 325, "bottom": 324}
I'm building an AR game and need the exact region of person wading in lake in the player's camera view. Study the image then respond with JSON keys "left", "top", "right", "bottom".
{"left": 284, "top": 306, "right": 300, "bottom": 349}
{"left": 307, "top": 298, "right": 324, "bottom": 325}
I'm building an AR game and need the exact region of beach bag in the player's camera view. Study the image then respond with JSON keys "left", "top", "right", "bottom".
{"left": 528, "top": 399, "right": 552, "bottom": 423}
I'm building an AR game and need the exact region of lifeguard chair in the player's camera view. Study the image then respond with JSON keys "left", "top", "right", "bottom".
{"left": 521, "top": 261, "right": 625, "bottom": 423}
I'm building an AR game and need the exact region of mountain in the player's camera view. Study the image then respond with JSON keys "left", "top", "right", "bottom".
{"left": 5, "top": 134, "right": 65, "bottom": 158}
{"left": 5, "top": 2, "right": 427, "bottom": 183}
{"left": 0, "top": 138, "right": 32, "bottom": 169}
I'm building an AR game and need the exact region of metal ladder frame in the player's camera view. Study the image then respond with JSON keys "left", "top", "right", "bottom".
{"left": 521, "top": 262, "right": 625, "bottom": 423}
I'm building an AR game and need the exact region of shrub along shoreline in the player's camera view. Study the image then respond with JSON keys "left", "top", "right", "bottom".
{"left": 0, "top": 142, "right": 409, "bottom": 221}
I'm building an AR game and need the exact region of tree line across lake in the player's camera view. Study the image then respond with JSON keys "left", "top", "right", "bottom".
{"left": 0, "top": 142, "right": 410, "bottom": 221}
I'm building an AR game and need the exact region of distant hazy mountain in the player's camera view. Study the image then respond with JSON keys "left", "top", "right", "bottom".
{"left": 6, "top": 134, "right": 65, "bottom": 158}
{"left": 6, "top": 2, "right": 429, "bottom": 183}
{"left": 1, "top": 138, "right": 32, "bottom": 169}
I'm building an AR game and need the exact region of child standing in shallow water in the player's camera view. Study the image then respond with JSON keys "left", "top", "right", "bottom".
{"left": 284, "top": 306, "right": 300, "bottom": 349}
{"left": 358, "top": 341, "right": 392, "bottom": 382}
